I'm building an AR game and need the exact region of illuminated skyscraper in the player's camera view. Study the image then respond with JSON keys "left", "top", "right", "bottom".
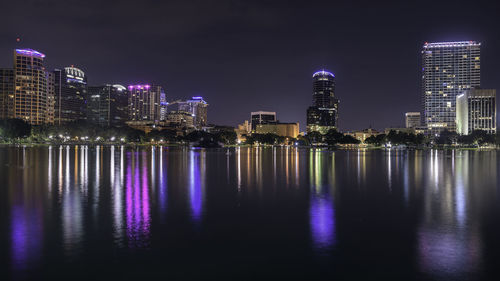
{"left": 11, "top": 49, "right": 54, "bottom": 125}
{"left": 0, "top": 69, "right": 14, "bottom": 119}
{"left": 53, "top": 66, "right": 87, "bottom": 124}
{"left": 250, "top": 111, "right": 276, "bottom": 131}
{"left": 87, "top": 84, "right": 128, "bottom": 126}
{"left": 128, "top": 84, "right": 164, "bottom": 122}
{"left": 178, "top": 96, "right": 208, "bottom": 129}
{"left": 456, "top": 89, "right": 496, "bottom": 135}
{"left": 422, "top": 41, "right": 481, "bottom": 134}
{"left": 306, "top": 70, "right": 339, "bottom": 134}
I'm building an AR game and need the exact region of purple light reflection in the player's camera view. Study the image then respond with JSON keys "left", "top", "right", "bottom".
{"left": 11, "top": 205, "right": 42, "bottom": 272}
{"left": 125, "top": 152, "right": 151, "bottom": 248}
{"left": 189, "top": 151, "right": 202, "bottom": 222}
{"left": 310, "top": 195, "right": 335, "bottom": 250}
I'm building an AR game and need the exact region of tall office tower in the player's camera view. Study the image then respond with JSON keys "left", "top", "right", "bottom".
{"left": 178, "top": 96, "right": 208, "bottom": 129}
{"left": 128, "top": 84, "right": 164, "bottom": 122}
{"left": 456, "top": 89, "right": 496, "bottom": 135}
{"left": 13, "top": 49, "right": 54, "bottom": 125}
{"left": 405, "top": 112, "right": 421, "bottom": 128}
{"left": 422, "top": 41, "right": 481, "bottom": 134}
{"left": 0, "top": 69, "right": 14, "bottom": 119}
{"left": 87, "top": 84, "right": 128, "bottom": 127}
{"left": 250, "top": 111, "right": 276, "bottom": 131}
{"left": 306, "top": 70, "right": 339, "bottom": 134}
{"left": 53, "top": 66, "right": 87, "bottom": 124}
{"left": 46, "top": 71, "right": 55, "bottom": 124}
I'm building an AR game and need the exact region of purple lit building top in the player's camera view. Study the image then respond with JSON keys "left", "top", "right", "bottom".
{"left": 15, "top": 49, "right": 46, "bottom": 58}
{"left": 188, "top": 96, "right": 207, "bottom": 103}
{"left": 128, "top": 84, "right": 151, "bottom": 90}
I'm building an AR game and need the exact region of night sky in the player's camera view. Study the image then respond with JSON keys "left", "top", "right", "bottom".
{"left": 1, "top": 0, "right": 499, "bottom": 131}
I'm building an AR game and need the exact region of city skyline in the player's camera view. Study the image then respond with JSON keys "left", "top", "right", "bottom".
{"left": 1, "top": 1, "right": 500, "bottom": 131}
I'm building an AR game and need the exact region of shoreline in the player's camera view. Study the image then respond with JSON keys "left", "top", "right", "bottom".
{"left": 1, "top": 142, "right": 498, "bottom": 150}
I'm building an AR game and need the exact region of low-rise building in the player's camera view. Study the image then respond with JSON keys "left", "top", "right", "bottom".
{"left": 347, "top": 128, "right": 380, "bottom": 142}
{"left": 255, "top": 122, "right": 299, "bottom": 138}
{"left": 405, "top": 112, "right": 421, "bottom": 128}
{"left": 165, "top": 110, "right": 194, "bottom": 128}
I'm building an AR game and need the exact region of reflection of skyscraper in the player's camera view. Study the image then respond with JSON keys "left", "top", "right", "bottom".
{"left": 189, "top": 150, "right": 205, "bottom": 222}
{"left": 53, "top": 67, "right": 87, "bottom": 124}
{"left": 87, "top": 85, "right": 129, "bottom": 126}
{"left": 307, "top": 70, "right": 339, "bottom": 134}
{"left": 309, "top": 149, "right": 336, "bottom": 250}
{"left": 422, "top": 41, "right": 481, "bottom": 134}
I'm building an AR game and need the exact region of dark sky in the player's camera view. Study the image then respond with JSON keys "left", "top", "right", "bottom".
{"left": 1, "top": 0, "right": 499, "bottom": 131}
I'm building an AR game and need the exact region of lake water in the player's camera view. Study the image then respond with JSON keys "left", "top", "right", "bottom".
{"left": 1, "top": 146, "right": 499, "bottom": 280}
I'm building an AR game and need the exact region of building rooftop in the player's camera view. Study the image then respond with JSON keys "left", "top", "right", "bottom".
{"left": 312, "top": 70, "right": 334, "bottom": 78}
{"left": 423, "top": 41, "right": 480, "bottom": 48}
{"left": 15, "top": 48, "right": 45, "bottom": 58}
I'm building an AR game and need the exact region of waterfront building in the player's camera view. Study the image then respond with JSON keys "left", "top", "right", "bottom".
{"left": 87, "top": 84, "right": 128, "bottom": 127}
{"left": 177, "top": 96, "right": 208, "bottom": 129}
{"left": 456, "top": 89, "right": 496, "bottom": 135}
{"left": 255, "top": 122, "right": 299, "bottom": 138}
{"left": 0, "top": 69, "right": 14, "bottom": 119}
{"left": 405, "top": 112, "right": 421, "bottom": 128}
{"left": 422, "top": 41, "right": 481, "bottom": 134}
{"left": 165, "top": 110, "right": 194, "bottom": 128}
{"left": 251, "top": 111, "right": 276, "bottom": 131}
{"left": 7, "top": 49, "right": 55, "bottom": 125}
{"left": 347, "top": 128, "right": 380, "bottom": 143}
{"left": 53, "top": 67, "right": 87, "bottom": 124}
{"left": 128, "top": 84, "right": 164, "bottom": 122}
{"left": 235, "top": 120, "right": 251, "bottom": 143}
{"left": 306, "top": 70, "right": 339, "bottom": 134}
{"left": 384, "top": 127, "right": 416, "bottom": 135}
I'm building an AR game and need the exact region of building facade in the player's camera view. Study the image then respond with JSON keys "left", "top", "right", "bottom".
{"left": 255, "top": 122, "right": 299, "bottom": 138}
{"left": 405, "top": 112, "right": 421, "bottom": 128}
{"left": 306, "top": 70, "right": 339, "bottom": 134}
{"left": 250, "top": 111, "right": 276, "bottom": 131}
{"left": 128, "top": 84, "right": 164, "bottom": 122}
{"left": 53, "top": 66, "right": 87, "bottom": 124}
{"left": 0, "top": 69, "right": 14, "bottom": 119}
{"left": 177, "top": 96, "right": 208, "bottom": 129}
{"left": 11, "top": 49, "right": 54, "bottom": 125}
{"left": 166, "top": 110, "right": 194, "bottom": 128}
{"left": 422, "top": 41, "right": 481, "bottom": 134}
{"left": 87, "top": 84, "right": 128, "bottom": 127}
{"left": 347, "top": 128, "right": 380, "bottom": 143}
{"left": 456, "top": 89, "right": 496, "bottom": 135}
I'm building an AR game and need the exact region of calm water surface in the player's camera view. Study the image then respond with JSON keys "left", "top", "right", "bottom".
{"left": 1, "top": 146, "right": 499, "bottom": 280}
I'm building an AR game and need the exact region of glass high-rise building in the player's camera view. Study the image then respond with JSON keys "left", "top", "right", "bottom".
{"left": 422, "top": 41, "right": 481, "bottom": 134}
{"left": 250, "top": 111, "right": 276, "bottom": 131}
{"left": 0, "top": 68, "right": 14, "bottom": 119}
{"left": 87, "top": 84, "right": 128, "bottom": 127}
{"left": 11, "top": 49, "right": 54, "bottom": 125}
{"left": 178, "top": 96, "right": 208, "bottom": 129}
{"left": 53, "top": 66, "right": 87, "bottom": 124}
{"left": 128, "top": 84, "right": 164, "bottom": 122}
{"left": 306, "top": 70, "right": 339, "bottom": 134}
{"left": 456, "top": 89, "right": 496, "bottom": 135}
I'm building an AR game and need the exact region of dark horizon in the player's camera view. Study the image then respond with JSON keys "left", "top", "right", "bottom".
{"left": 1, "top": 0, "right": 499, "bottom": 132}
